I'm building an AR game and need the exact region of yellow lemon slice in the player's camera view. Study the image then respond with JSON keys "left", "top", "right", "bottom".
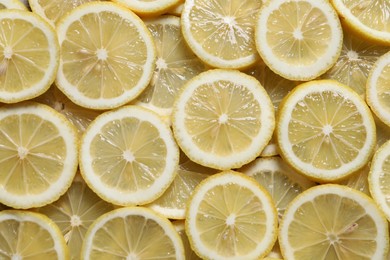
{"left": 112, "top": 0, "right": 181, "bottom": 17}
{"left": 0, "top": 0, "right": 26, "bottom": 9}
{"left": 173, "top": 220, "right": 202, "bottom": 260}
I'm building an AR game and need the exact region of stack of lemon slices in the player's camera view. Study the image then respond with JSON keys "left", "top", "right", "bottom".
{"left": 0, "top": 0, "right": 389, "bottom": 259}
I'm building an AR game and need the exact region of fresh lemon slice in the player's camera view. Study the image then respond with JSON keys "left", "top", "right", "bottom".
{"left": 186, "top": 171, "right": 278, "bottom": 259}
{"left": 0, "top": 0, "right": 26, "bottom": 9}
{"left": 255, "top": 0, "right": 343, "bottom": 81}
{"left": 0, "top": 210, "right": 69, "bottom": 259}
{"left": 147, "top": 152, "right": 214, "bottom": 219}
{"left": 181, "top": 0, "right": 262, "bottom": 69}
{"left": 56, "top": 2, "right": 156, "bottom": 110}
{"left": 240, "top": 156, "right": 315, "bottom": 220}
{"left": 80, "top": 105, "right": 179, "bottom": 206}
{"left": 279, "top": 184, "right": 389, "bottom": 260}
{"left": 28, "top": 0, "right": 99, "bottom": 26}
{"left": 330, "top": 0, "right": 390, "bottom": 45}
{"left": 81, "top": 207, "right": 185, "bottom": 259}
{"left": 36, "top": 176, "right": 114, "bottom": 260}
{"left": 323, "top": 32, "right": 389, "bottom": 97}
{"left": 167, "top": 1, "right": 184, "bottom": 16}
{"left": 34, "top": 85, "right": 101, "bottom": 136}
{"left": 0, "top": 9, "right": 59, "bottom": 103}
{"left": 337, "top": 164, "right": 370, "bottom": 196}
{"left": 172, "top": 69, "right": 275, "bottom": 170}
{"left": 135, "top": 15, "right": 206, "bottom": 119}
{"left": 112, "top": 0, "right": 181, "bottom": 17}
{"left": 277, "top": 80, "right": 376, "bottom": 182}
{"left": 0, "top": 102, "right": 78, "bottom": 209}
{"left": 366, "top": 51, "right": 390, "bottom": 127}
{"left": 369, "top": 140, "right": 390, "bottom": 221}
{"left": 173, "top": 220, "right": 202, "bottom": 260}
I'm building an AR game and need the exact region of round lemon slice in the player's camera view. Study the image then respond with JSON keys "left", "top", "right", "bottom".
{"left": 0, "top": 210, "right": 69, "bottom": 259}
{"left": 80, "top": 105, "right": 179, "bottom": 206}
{"left": 279, "top": 184, "right": 389, "bottom": 260}
{"left": 366, "top": 51, "right": 390, "bottom": 127}
{"left": 56, "top": 2, "right": 156, "bottom": 110}
{"left": 36, "top": 176, "right": 114, "bottom": 260}
{"left": 369, "top": 140, "right": 390, "bottom": 221}
{"left": 255, "top": 0, "right": 343, "bottom": 81}
{"left": 112, "top": 0, "right": 181, "bottom": 16}
{"left": 181, "top": 0, "right": 262, "bottom": 69}
{"left": 186, "top": 171, "right": 278, "bottom": 260}
{"left": 81, "top": 207, "right": 185, "bottom": 259}
{"left": 331, "top": 0, "right": 390, "bottom": 45}
{"left": 277, "top": 80, "right": 376, "bottom": 182}
{"left": 172, "top": 69, "right": 275, "bottom": 170}
{"left": 0, "top": 102, "right": 78, "bottom": 209}
{"left": 0, "top": 0, "right": 26, "bottom": 9}
{"left": 0, "top": 10, "right": 59, "bottom": 103}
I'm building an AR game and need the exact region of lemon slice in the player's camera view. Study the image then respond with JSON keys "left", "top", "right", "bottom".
{"left": 34, "top": 85, "right": 101, "bottom": 136}
{"left": 255, "top": 0, "right": 343, "bottom": 81}
{"left": 277, "top": 80, "right": 376, "bottom": 182}
{"left": 330, "top": 0, "right": 390, "bottom": 45}
{"left": 337, "top": 164, "right": 370, "bottom": 196}
{"left": 135, "top": 15, "right": 206, "bottom": 119}
{"left": 323, "top": 32, "right": 389, "bottom": 97}
{"left": 0, "top": 0, "right": 26, "bottom": 9}
{"left": 172, "top": 69, "right": 275, "bottom": 170}
{"left": 0, "top": 102, "right": 78, "bottom": 209}
{"left": 36, "top": 176, "right": 114, "bottom": 260}
{"left": 80, "top": 105, "right": 179, "bottom": 206}
{"left": 81, "top": 207, "right": 185, "bottom": 259}
{"left": 181, "top": 0, "right": 262, "bottom": 69}
{"left": 0, "top": 10, "right": 59, "bottom": 103}
{"left": 167, "top": 1, "right": 184, "bottom": 16}
{"left": 173, "top": 220, "right": 202, "bottom": 260}
{"left": 369, "top": 140, "right": 390, "bottom": 221}
{"left": 366, "top": 51, "right": 390, "bottom": 127}
{"left": 186, "top": 171, "right": 278, "bottom": 259}
{"left": 147, "top": 152, "right": 214, "bottom": 219}
{"left": 0, "top": 210, "right": 69, "bottom": 259}
{"left": 239, "top": 157, "right": 315, "bottom": 220}
{"left": 28, "top": 0, "right": 99, "bottom": 26}
{"left": 279, "top": 184, "right": 389, "bottom": 260}
{"left": 112, "top": 0, "right": 181, "bottom": 16}
{"left": 56, "top": 2, "right": 156, "bottom": 110}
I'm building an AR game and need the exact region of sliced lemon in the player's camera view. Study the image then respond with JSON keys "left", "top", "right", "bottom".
{"left": 28, "top": 0, "right": 99, "bottom": 27}
{"left": 240, "top": 156, "right": 315, "bottom": 220}
{"left": 80, "top": 105, "right": 179, "bottom": 206}
{"left": 186, "top": 171, "right": 278, "bottom": 259}
{"left": 330, "top": 0, "right": 390, "bottom": 45}
{"left": 167, "top": 1, "right": 184, "bottom": 16}
{"left": 369, "top": 140, "right": 390, "bottom": 221}
{"left": 366, "top": 51, "right": 390, "bottom": 127}
{"left": 181, "top": 0, "right": 262, "bottom": 69}
{"left": 0, "top": 9, "right": 59, "bottom": 103}
{"left": 255, "top": 0, "right": 343, "bottom": 81}
{"left": 56, "top": 2, "right": 156, "bottom": 110}
{"left": 36, "top": 176, "right": 114, "bottom": 260}
{"left": 147, "top": 152, "right": 215, "bottom": 219}
{"left": 0, "top": 0, "right": 26, "bottom": 9}
{"left": 323, "top": 32, "right": 389, "bottom": 97}
{"left": 34, "top": 85, "right": 101, "bottom": 136}
{"left": 277, "top": 80, "right": 376, "bottom": 182}
{"left": 173, "top": 220, "right": 202, "bottom": 260}
{"left": 0, "top": 102, "right": 78, "bottom": 209}
{"left": 279, "top": 184, "right": 389, "bottom": 260}
{"left": 0, "top": 210, "right": 69, "bottom": 259}
{"left": 81, "top": 207, "right": 185, "bottom": 259}
{"left": 375, "top": 116, "right": 390, "bottom": 150}
{"left": 134, "top": 15, "right": 206, "bottom": 119}
{"left": 112, "top": 0, "right": 181, "bottom": 17}
{"left": 172, "top": 69, "right": 275, "bottom": 170}
{"left": 337, "top": 164, "right": 370, "bottom": 196}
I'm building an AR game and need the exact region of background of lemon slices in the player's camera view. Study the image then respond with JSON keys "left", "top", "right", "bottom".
{"left": 0, "top": 0, "right": 389, "bottom": 259}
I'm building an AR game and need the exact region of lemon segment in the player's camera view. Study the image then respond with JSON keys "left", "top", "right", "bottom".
{"left": 81, "top": 207, "right": 185, "bottom": 259}
{"left": 279, "top": 184, "right": 389, "bottom": 260}
{"left": 80, "top": 105, "right": 179, "bottom": 206}
{"left": 0, "top": 210, "right": 69, "bottom": 259}
{"left": 56, "top": 2, "right": 156, "bottom": 110}
{"left": 277, "top": 80, "right": 376, "bottom": 182}
{"left": 0, "top": 102, "right": 78, "bottom": 209}
{"left": 0, "top": 10, "right": 59, "bottom": 103}
{"left": 255, "top": 0, "right": 343, "bottom": 80}
{"left": 172, "top": 69, "right": 275, "bottom": 170}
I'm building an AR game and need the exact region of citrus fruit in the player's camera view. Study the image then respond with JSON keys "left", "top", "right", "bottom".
{"left": 0, "top": 0, "right": 26, "bottom": 10}
{"left": 173, "top": 220, "right": 202, "bottom": 260}
{"left": 112, "top": 0, "right": 181, "bottom": 17}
